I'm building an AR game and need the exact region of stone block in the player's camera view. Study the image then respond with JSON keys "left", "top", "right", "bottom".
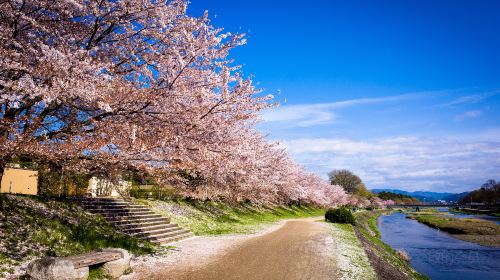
{"left": 26, "top": 258, "right": 89, "bottom": 280}
{"left": 101, "top": 248, "right": 131, "bottom": 279}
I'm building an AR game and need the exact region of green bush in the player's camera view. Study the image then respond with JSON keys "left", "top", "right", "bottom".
{"left": 38, "top": 167, "right": 91, "bottom": 197}
{"left": 325, "top": 207, "right": 356, "bottom": 224}
{"left": 88, "top": 267, "right": 112, "bottom": 280}
{"left": 129, "top": 185, "right": 177, "bottom": 200}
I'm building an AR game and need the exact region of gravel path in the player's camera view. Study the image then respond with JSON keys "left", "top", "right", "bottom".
{"left": 124, "top": 217, "right": 339, "bottom": 280}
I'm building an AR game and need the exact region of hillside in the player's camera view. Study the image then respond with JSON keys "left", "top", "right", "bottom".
{"left": 376, "top": 191, "right": 420, "bottom": 205}
{"left": 0, "top": 194, "right": 154, "bottom": 279}
{"left": 441, "top": 192, "right": 469, "bottom": 202}
{"left": 372, "top": 189, "right": 466, "bottom": 202}
{"left": 459, "top": 180, "right": 500, "bottom": 205}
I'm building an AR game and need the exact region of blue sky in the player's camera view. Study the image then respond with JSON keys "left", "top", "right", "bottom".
{"left": 188, "top": 0, "right": 500, "bottom": 193}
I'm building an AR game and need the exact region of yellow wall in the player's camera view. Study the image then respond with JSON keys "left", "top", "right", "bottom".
{"left": 87, "top": 177, "right": 132, "bottom": 197}
{"left": 0, "top": 168, "right": 38, "bottom": 195}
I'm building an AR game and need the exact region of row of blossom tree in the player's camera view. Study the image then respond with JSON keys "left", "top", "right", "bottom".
{"left": 0, "top": 0, "right": 358, "bottom": 207}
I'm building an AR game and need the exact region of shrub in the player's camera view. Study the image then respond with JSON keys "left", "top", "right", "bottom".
{"left": 325, "top": 207, "right": 356, "bottom": 224}
{"left": 129, "top": 185, "right": 177, "bottom": 200}
{"left": 38, "top": 167, "right": 91, "bottom": 197}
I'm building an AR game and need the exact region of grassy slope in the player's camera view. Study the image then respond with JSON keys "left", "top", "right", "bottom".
{"left": 329, "top": 223, "right": 377, "bottom": 280}
{"left": 408, "top": 214, "right": 500, "bottom": 247}
{"left": 354, "top": 211, "right": 428, "bottom": 280}
{"left": 450, "top": 207, "right": 500, "bottom": 217}
{"left": 139, "top": 199, "right": 324, "bottom": 235}
{"left": 0, "top": 194, "right": 154, "bottom": 278}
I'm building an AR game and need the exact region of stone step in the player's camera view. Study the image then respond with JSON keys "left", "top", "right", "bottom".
{"left": 121, "top": 223, "right": 178, "bottom": 233}
{"left": 130, "top": 226, "right": 185, "bottom": 238}
{"left": 79, "top": 200, "right": 129, "bottom": 204}
{"left": 86, "top": 207, "right": 151, "bottom": 214}
{"left": 83, "top": 204, "right": 133, "bottom": 209}
{"left": 145, "top": 229, "right": 191, "bottom": 241}
{"left": 95, "top": 211, "right": 157, "bottom": 221}
{"left": 77, "top": 198, "right": 192, "bottom": 245}
{"left": 108, "top": 216, "right": 169, "bottom": 225}
{"left": 74, "top": 197, "right": 126, "bottom": 201}
{"left": 82, "top": 204, "right": 146, "bottom": 209}
{"left": 155, "top": 233, "right": 194, "bottom": 244}
{"left": 81, "top": 202, "right": 132, "bottom": 207}
{"left": 115, "top": 219, "right": 172, "bottom": 229}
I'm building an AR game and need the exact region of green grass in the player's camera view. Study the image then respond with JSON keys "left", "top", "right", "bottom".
{"left": 408, "top": 213, "right": 500, "bottom": 247}
{"left": 450, "top": 208, "right": 500, "bottom": 217}
{"left": 88, "top": 267, "right": 112, "bottom": 280}
{"left": 355, "top": 209, "right": 381, "bottom": 238}
{"left": 408, "top": 214, "right": 500, "bottom": 235}
{"left": 354, "top": 211, "right": 428, "bottom": 280}
{"left": 141, "top": 199, "right": 325, "bottom": 235}
{"left": 0, "top": 194, "right": 155, "bottom": 278}
{"left": 398, "top": 207, "right": 440, "bottom": 215}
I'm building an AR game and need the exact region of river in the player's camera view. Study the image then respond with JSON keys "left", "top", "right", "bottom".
{"left": 378, "top": 212, "right": 500, "bottom": 280}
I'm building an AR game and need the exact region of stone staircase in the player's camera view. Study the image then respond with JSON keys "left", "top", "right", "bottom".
{"left": 77, "top": 198, "right": 193, "bottom": 244}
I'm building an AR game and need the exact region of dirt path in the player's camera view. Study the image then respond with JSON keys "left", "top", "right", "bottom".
{"left": 134, "top": 218, "right": 338, "bottom": 280}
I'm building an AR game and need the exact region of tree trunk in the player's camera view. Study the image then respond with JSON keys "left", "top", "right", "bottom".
{"left": 0, "top": 163, "right": 5, "bottom": 192}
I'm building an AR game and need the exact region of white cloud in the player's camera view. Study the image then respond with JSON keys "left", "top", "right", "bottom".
{"left": 280, "top": 136, "right": 500, "bottom": 192}
{"left": 454, "top": 110, "right": 482, "bottom": 121}
{"left": 261, "top": 104, "right": 337, "bottom": 127}
{"left": 260, "top": 88, "right": 500, "bottom": 192}
{"left": 261, "top": 92, "right": 425, "bottom": 127}
{"left": 440, "top": 90, "right": 500, "bottom": 107}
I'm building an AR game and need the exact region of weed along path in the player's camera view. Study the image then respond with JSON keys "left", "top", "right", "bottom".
{"left": 129, "top": 217, "right": 339, "bottom": 280}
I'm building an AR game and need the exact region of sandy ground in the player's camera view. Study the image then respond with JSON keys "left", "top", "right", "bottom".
{"left": 123, "top": 217, "right": 338, "bottom": 280}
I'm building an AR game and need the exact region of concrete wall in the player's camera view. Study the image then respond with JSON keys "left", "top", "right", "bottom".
{"left": 87, "top": 177, "right": 131, "bottom": 197}
{"left": 0, "top": 168, "right": 38, "bottom": 195}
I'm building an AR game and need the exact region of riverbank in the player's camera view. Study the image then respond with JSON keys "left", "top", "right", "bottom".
{"left": 407, "top": 214, "right": 500, "bottom": 247}
{"left": 379, "top": 211, "right": 500, "bottom": 280}
{"left": 353, "top": 210, "right": 428, "bottom": 280}
{"left": 450, "top": 207, "right": 500, "bottom": 217}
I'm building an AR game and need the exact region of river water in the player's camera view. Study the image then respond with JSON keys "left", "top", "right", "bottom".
{"left": 378, "top": 212, "right": 500, "bottom": 280}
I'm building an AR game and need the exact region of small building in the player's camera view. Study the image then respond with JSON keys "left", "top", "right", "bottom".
{"left": 0, "top": 167, "right": 38, "bottom": 195}
{"left": 87, "top": 176, "right": 131, "bottom": 197}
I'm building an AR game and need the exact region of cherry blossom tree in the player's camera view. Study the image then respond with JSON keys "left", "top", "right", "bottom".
{"left": 0, "top": 0, "right": 348, "bottom": 206}
{"left": 370, "top": 197, "right": 384, "bottom": 208}
{"left": 383, "top": 199, "right": 395, "bottom": 207}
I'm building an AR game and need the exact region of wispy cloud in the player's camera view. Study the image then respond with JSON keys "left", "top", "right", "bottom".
{"left": 260, "top": 87, "right": 500, "bottom": 192}
{"left": 454, "top": 110, "right": 482, "bottom": 121}
{"left": 440, "top": 90, "right": 500, "bottom": 107}
{"left": 261, "top": 92, "right": 425, "bottom": 127}
{"left": 261, "top": 104, "right": 337, "bottom": 127}
{"left": 280, "top": 135, "right": 500, "bottom": 192}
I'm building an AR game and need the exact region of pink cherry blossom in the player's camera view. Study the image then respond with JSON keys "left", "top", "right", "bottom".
{"left": 0, "top": 0, "right": 348, "bottom": 206}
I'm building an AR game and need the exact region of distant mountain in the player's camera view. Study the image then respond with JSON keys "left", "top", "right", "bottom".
{"left": 442, "top": 192, "right": 470, "bottom": 202}
{"left": 372, "top": 189, "right": 410, "bottom": 195}
{"left": 371, "top": 189, "right": 466, "bottom": 202}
